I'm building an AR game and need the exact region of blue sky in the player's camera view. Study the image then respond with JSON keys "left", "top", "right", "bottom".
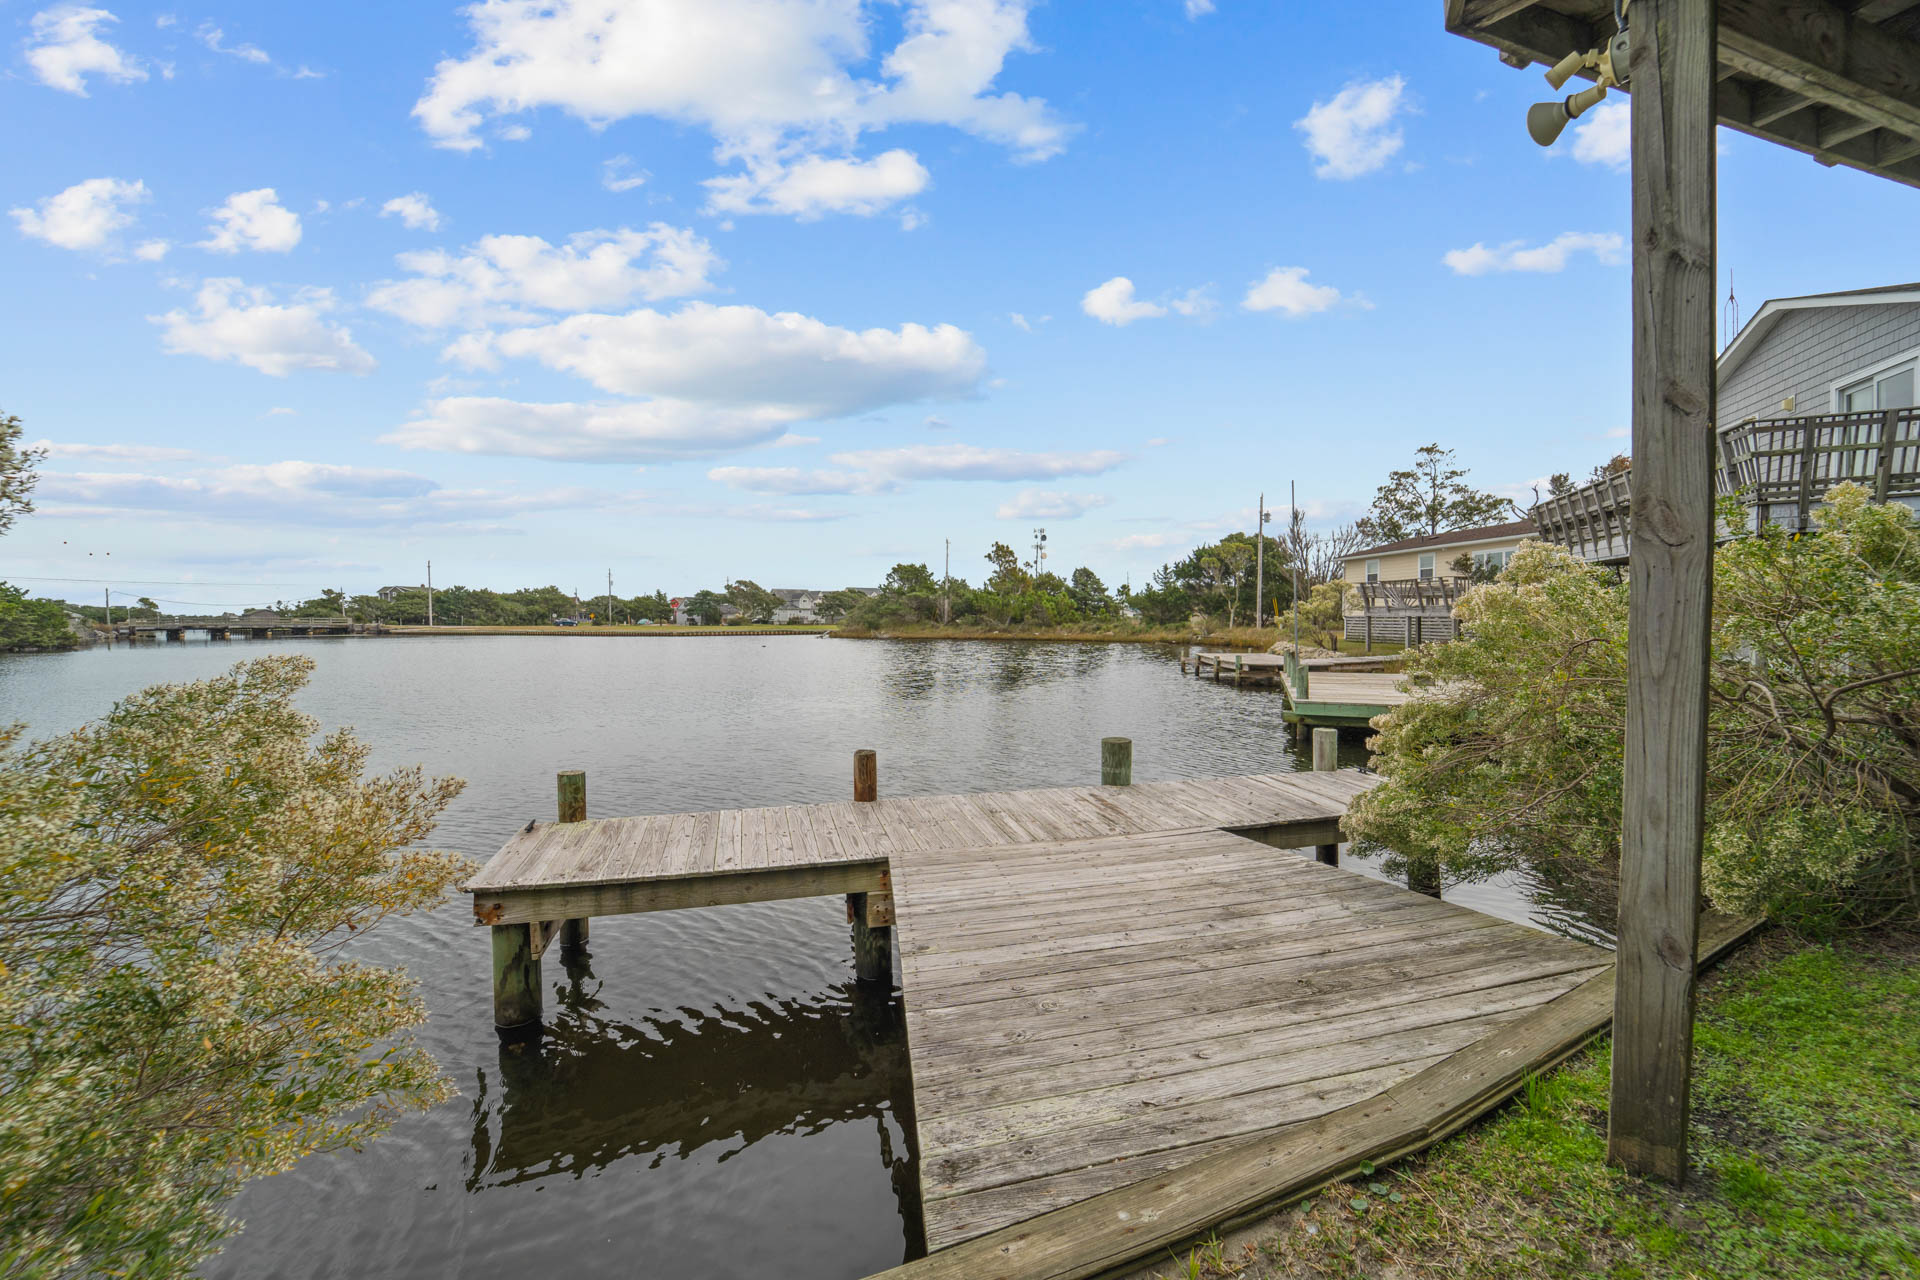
{"left": 4, "top": 1, "right": 1913, "bottom": 610}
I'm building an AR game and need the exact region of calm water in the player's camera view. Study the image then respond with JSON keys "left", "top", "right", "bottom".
{"left": 0, "top": 635, "right": 1601, "bottom": 1279}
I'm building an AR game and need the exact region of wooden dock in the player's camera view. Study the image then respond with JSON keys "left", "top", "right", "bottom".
{"left": 1181, "top": 650, "right": 1412, "bottom": 729}
{"left": 464, "top": 754, "right": 1754, "bottom": 1278}
{"left": 890, "top": 824, "right": 1609, "bottom": 1248}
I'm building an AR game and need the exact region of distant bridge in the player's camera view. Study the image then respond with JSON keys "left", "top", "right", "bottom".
{"left": 112, "top": 615, "right": 380, "bottom": 641}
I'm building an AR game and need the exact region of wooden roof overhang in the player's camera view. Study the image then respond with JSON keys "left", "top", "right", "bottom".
{"left": 1445, "top": 1, "right": 1920, "bottom": 189}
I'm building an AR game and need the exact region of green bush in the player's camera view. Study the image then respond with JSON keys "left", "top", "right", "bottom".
{"left": 1346, "top": 483, "right": 1920, "bottom": 932}
{"left": 0, "top": 656, "right": 473, "bottom": 1276}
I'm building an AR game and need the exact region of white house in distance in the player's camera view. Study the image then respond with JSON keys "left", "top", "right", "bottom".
{"left": 1338, "top": 519, "right": 1535, "bottom": 645}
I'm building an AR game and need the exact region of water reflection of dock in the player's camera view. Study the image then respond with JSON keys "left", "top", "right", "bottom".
{"left": 464, "top": 764, "right": 1755, "bottom": 1278}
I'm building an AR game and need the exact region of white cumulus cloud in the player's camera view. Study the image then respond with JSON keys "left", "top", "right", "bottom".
{"left": 196, "top": 21, "right": 269, "bottom": 64}
{"left": 25, "top": 6, "right": 146, "bottom": 95}
{"left": 411, "top": 0, "right": 1069, "bottom": 219}
{"left": 1570, "top": 100, "right": 1630, "bottom": 171}
{"left": 1082, "top": 276, "right": 1166, "bottom": 326}
{"left": 452, "top": 302, "right": 987, "bottom": 418}
{"left": 995, "top": 489, "right": 1110, "bottom": 519}
{"left": 366, "top": 224, "right": 720, "bottom": 329}
{"left": 707, "top": 465, "right": 902, "bottom": 496}
{"left": 153, "top": 278, "right": 376, "bottom": 376}
{"left": 1183, "top": 1, "right": 1216, "bottom": 18}
{"left": 11, "top": 176, "right": 148, "bottom": 251}
{"left": 601, "top": 155, "right": 648, "bottom": 192}
{"left": 827, "top": 443, "right": 1125, "bottom": 482}
{"left": 1241, "top": 266, "right": 1358, "bottom": 316}
{"left": 383, "top": 396, "right": 792, "bottom": 463}
{"left": 1442, "top": 231, "right": 1625, "bottom": 276}
{"left": 1295, "top": 75, "right": 1407, "bottom": 179}
{"left": 705, "top": 149, "right": 931, "bottom": 219}
{"left": 380, "top": 192, "right": 443, "bottom": 231}
{"left": 198, "top": 188, "right": 302, "bottom": 253}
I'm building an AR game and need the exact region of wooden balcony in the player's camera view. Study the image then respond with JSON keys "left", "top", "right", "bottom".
{"left": 1351, "top": 577, "right": 1468, "bottom": 615}
{"left": 1532, "top": 408, "right": 1920, "bottom": 564}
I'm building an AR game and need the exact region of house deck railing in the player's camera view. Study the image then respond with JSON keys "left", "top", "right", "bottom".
{"left": 1532, "top": 407, "right": 1920, "bottom": 564}
{"left": 1352, "top": 577, "right": 1468, "bottom": 615}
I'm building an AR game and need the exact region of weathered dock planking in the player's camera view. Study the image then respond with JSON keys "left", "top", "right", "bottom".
{"left": 865, "top": 912, "right": 1760, "bottom": 1280}
{"left": 887, "top": 826, "right": 1614, "bottom": 1248}
{"left": 467, "top": 755, "right": 1752, "bottom": 1279}
{"left": 465, "top": 771, "right": 1373, "bottom": 928}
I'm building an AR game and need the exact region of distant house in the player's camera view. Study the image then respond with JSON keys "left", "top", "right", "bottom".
{"left": 1339, "top": 519, "right": 1535, "bottom": 645}
{"left": 1536, "top": 283, "right": 1920, "bottom": 563}
{"left": 770, "top": 588, "right": 825, "bottom": 624}
{"left": 376, "top": 584, "right": 423, "bottom": 602}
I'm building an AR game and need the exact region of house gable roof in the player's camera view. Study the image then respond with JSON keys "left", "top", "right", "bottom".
{"left": 1344, "top": 518, "right": 1536, "bottom": 562}
{"left": 1719, "top": 282, "right": 1920, "bottom": 382}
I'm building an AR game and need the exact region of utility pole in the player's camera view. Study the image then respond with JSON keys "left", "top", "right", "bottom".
{"left": 1254, "top": 491, "right": 1267, "bottom": 628}
{"left": 104, "top": 588, "right": 112, "bottom": 648}
{"left": 426, "top": 560, "right": 435, "bottom": 627}
{"left": 943, "top": 538, "right": 951, "bottom": 624}
{"left": 1031, "top": 527, "right": 1047, "bottom": 577}
{"left": 607, "top": 569, "right": 614, "bottom": 627}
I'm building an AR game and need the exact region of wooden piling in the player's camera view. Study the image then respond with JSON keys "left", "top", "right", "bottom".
{"left": 849, "top": 749, "right": 891, "bottom": 983}
{"left": 491, "top": 922, "right": 540, "bottom": 1030}
{"left": 556, "top": 770, "right": 589, "bottom": 952}
{"left": 1364, "top": 614, "right": 1372, "bottom": 654}
{"left": 1609, "top": 0, "right": 1717, "bottom": 1187}
{"left": 1311, "top": 728, "right": 1339, "bottom": 866}
{"left": 1101, "top": 737, "right": 1133, "bottom": 787}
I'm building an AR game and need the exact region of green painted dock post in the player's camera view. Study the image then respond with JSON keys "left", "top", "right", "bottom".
{"left": 556, "top": 770, "right": 589, "bottom": 953}
{"left": 848, "top": 749, "right": 892, "bottom": 985}
{"left": 1311, "top": 728, "right": 1340, "bottom": 866}
{"left": 1101, "top": 737, "right": 1132, "bottom": 786}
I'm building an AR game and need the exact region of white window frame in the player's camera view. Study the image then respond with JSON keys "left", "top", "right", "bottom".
{"left": 1472, "top": 548, "right": 1513, "bottom": 573}
{"left": 1364, "top": 558, "right": 1380, "bottom": 584}
{"left": 1830, "top": 346, "right": 1920, "bottom": 413}
{"left": 1417, "top": 552, "right": 1436, "bottom": 582}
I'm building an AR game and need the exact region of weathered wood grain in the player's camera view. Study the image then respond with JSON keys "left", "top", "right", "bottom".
{"left": 1611, "top": 0, "right": 1718, "bottom": 1186}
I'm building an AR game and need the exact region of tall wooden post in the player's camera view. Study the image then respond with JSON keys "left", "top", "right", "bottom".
{"left": 1609, "top": 0, "right": 1717, "bottom": 1186}
{"left": 848, "top": 749, "right": 892, "bottom": 984}
{"left": 556, "top": 770, "right": 589, "bottom": 953}
{"left": 491, "top": 922, "right": 540, "bottom": 1031}
{"left": 1310, "top": 728, "right": 1339, "bottom": 866}
{"left": 1101, "top": 737, "right": 1133, "bottom": 786}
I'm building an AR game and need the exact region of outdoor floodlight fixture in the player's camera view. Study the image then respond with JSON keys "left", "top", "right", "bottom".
{"left": 1527, "top": 0, "right": 1632, "bottom": 148}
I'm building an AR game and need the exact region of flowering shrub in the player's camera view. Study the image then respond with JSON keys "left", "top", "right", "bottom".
{"left": 0, "top": 656, "right": 473, "bottom": 1277}
{"left": 1345, "top": 483, "right": 1919, "bottom": 933}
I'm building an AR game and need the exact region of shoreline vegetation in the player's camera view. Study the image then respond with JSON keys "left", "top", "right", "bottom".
{"left": 1136, "top": 929, "right": 1920, "bottom": 1280}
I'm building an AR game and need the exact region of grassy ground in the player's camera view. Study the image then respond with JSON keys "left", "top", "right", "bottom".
{"left": 828, "top": 623, "right": 1405, "bottom": 656}
{"left": 1136, "top": 932, "right": 1919, "bottom": 1280}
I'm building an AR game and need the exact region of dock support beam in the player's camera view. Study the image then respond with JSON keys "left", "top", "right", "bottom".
{"left": 1310, "top": 728, "right": 1339, "bottom": 866}
{"left": 1101, "top": 737, "right": 1132, "bottom": 786}
{"left": 556, "top": 770, "right": 589, "bottom": 954}
{"left": 491, "top": 922, "right": 540, "bottom": 1032}
{"left": 848, "top": 749, "right": 892, "bottom": 985}
{"left": 1609, "top": 0, "right": 1717, "bottom": 1187}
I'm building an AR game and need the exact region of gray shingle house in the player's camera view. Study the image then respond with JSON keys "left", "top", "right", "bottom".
{"left": 1535, "top": 283, "right": 1920, "bottom": 562}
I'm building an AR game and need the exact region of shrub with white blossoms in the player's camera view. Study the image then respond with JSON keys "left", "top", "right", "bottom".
{"left": 0, "top": 655, "right": 473, "bottom": 1277}
{"left": 1346, "top": 482, "right": 1920, "bottom": 933}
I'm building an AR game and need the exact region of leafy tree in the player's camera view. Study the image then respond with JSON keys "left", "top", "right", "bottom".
{"left": 1346, "top": 484, "right": 1920, "bottom": 931}
{"left": 685, "top": 589, "right": 731, "bottom": 625}
{"left": 1356, "top": 443, "right": 1517, "bottom": 545}
{"left": 1, "top": 410, "right": 44, "bottom": 537}
{"left": 0, "top": 655, "right": 472, "bottom": 1276}
{"left": 725, "top": 579, "right": 782, "bottom": 623}
{"left": 984, "top": 542, "right": 1028, "bottom": 596}
{"left": 0, "top": 583, "right": 72, "bottom": 651}
{"left": 1067, "top": 567, "right": 1111, "bottom": 617}
{"left": 812, "top": 588, "right": 871, "bottom": 623}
